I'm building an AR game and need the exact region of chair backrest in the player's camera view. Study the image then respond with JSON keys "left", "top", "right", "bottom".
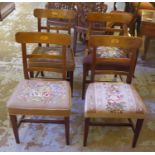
{"left": 89, "top": 35, "right": 142, "bottom": 82}
{"left": 87, "top": 12, "right": 133, "bottom": 36}
{"left": 34, "top": 8, "right": 77, "bottom": 33}
{"left": 16, "top": 32, "right": 71, "bottom": 80}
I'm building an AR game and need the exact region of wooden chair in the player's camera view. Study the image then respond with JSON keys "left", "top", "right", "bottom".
{"left": 83, "top": 35, "right": 147, "bottom": 148}
{"left": 33, "top": 8, "right": 76, "bottom": 91}
{"left": 73, "top": 3, "right": 107, "bottom": 53}
{"left": 7, "top": 32, "right": 72, "bottom": 145}
{"left": 82, "top": 12, "right": 133, "bottom": 99}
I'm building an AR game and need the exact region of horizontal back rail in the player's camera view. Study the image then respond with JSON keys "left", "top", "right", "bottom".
{"left": 16, "top": 32, "right": 71, "bottom": 45}
{"left": 34, "top": 8, "right": 77, "bottom": 20}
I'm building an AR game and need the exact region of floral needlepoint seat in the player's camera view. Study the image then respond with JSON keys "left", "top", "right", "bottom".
{"left": 83, "top": 82, "right": 147, "bottom": 148}
{"left": 7, "top": 80, "right": 71, "bottom": 116}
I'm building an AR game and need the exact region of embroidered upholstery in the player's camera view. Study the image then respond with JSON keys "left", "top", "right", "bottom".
{"left": 85, "top": 82, "right": 146, "bottom": 118}
{"left": 7, "top": 79, "right": 71, "bottom": 116}
{"left": 29, "top": 46, "right": 75, "bottom": 71}
{"left": 96, "top": 46, "right": 127, "bottom": 58}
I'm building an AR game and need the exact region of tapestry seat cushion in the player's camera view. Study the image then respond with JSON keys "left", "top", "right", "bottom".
{"left": 85, "top": 82, "right": 146, "bottom": 118}
{"left": 7, "top": 79, "right": 72, "bottom": 116}
{"left": 83, "top": 46, "right": 129, "bottom": 70}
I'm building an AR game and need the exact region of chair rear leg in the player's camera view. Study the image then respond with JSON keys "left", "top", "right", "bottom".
{"left": 132, "top": 119, "right": 144, "bottom": 148}
{"left": 29, "top": 72, "right": 34, "bottom": 78}
{"left": 10, "top": 115, "right": 20, "bottom": 144}
{"left": 64, "top": 117, "right": 70, "bottom": 145}
{"left": 82, "top": 66, "right": 87, "bottom": 99}
{"left": 41, "top": 72, "right": 44, "bottom": 77}
{"left": 73, "top": 29, "right": 77, "bottom": 55}
{"left": 83, "top": 118, "right": 90, "bottom": 146}
{"left": 69, "top": 71, "right": 74, "bottom": 93}
{"left": 126, "top": 75, "right": 132, "bottom": 84}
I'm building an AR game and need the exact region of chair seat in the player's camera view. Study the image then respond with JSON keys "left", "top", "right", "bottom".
{"left": 7, "top": 79, "right": 72, "bottom": 116}
{"left": 29, "top": 46, "right": 75, "bottom": 71}
{"left": 83, "top": 46, "right": 129, "bottom": 70}
{"left": 85, "top": 82, "right": 146, "bottom": 118}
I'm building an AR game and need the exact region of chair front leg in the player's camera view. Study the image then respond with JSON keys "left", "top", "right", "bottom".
{"left": 64, "top": 117, "right": 70, "bottom": 145}
{"left": 83, "top": 118, "right": 90, "bottom": 146}
{"left": 132, "top": 119, "right": 144, "bottom": 148}
{"left": 10, "top": 115, "right": 20, "bottom": 144}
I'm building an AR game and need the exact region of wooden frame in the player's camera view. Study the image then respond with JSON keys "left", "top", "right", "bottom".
{"left": 83, "top": 118, "right": 144, "bottom": 147}
{"left": 10, "top": 115, "right": 70, "bottom": 145}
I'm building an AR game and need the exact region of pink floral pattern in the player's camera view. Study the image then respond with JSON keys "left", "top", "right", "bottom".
{"left": 85, "top": 82, "right": 146, "bottom": 114}
{"left": 7, "top": 80, "right": 71, "bottom": 109}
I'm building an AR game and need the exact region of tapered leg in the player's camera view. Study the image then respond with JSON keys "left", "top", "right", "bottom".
{"left": 64, "top": 117, "right": 70, "bottom": 145}
{"left": 82, "top": 66, "right": 87, "bottom": 99}
{"left": 132, "top": 119, "right": 144, "bottom": 148}
{"left": 68, "top": 71, "right": 74, "bottom": 93}
{"left": 41, "top": 71, "right": 44, "bottom": 77}
{"left": 126, "top": 75, "right": 132, "bottom": 84}
{"left": 83, "top": 118, "right": 90, "bottom": 146}
{"left": 73, "top": 28, "right": 77, "bottom": 55}
{"left": 29, "top": 72, "right": 34, "bottom": 78}
{"left": 10, "top": 115, "right": 20, "bottom": 144}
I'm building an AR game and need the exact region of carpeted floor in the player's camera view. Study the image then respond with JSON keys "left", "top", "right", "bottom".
{"left": 0, "top": 2, "right": 155, "bottom": 152}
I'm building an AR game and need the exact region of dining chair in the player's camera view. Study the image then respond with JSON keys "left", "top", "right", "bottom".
{"left": 83, "top": 35, "right": 147, "bottom": 148}
{"left": 7, "top": 32, "right": 72, "bottom": 145}
{"left": 82, "top": 12, "right": 133, "bottom": 99}
{"left": 33, "top": 8, "right": 76, "bottom": 91}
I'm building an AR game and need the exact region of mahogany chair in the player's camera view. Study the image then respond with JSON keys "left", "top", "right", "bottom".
{"left": 73, "top": 3, "right": 107, "bottom": 53}
{"left": 7, "top": 32, "right": 72, "bottom": 145}
{"left": 83, "top": 35, "right": 147, "bottom": 148}
{"left": 33, "top": 8, "right": 76, "bottom": 91}
{"left": 82, "top": 12, "right": 133, "bottom": 99}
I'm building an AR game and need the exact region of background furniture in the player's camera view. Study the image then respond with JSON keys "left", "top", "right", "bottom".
{"left": 73, "top": 2, "right": 107, "bottom": 53}
{"left": 113, "top": 2, "right": 155, "bottom": 36}
{"left": 140, "top": 10, "right": 155, "bottom": 60}
{"left": 0, "top": 2, "right": 15, "bottom": 21}
{"left": 46, "top": 2, "right": 107, "bottom": 53}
